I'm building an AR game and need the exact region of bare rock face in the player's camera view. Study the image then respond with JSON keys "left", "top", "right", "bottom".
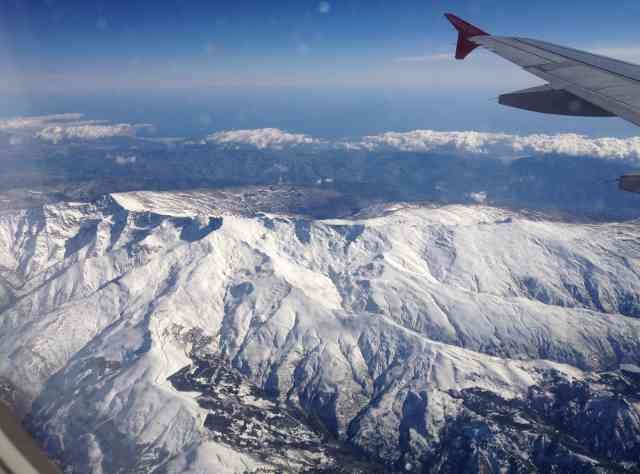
{"left": 1, "top": 190, "right": 639, "bottom": 473}
{"left": 422, "top": 370, "right": 640, "bottom": 473}
{"left": 167, "top": 349, "right": 384, "bottom": 473}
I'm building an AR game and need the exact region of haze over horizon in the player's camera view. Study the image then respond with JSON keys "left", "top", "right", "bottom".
{"left": 4, "top": 0, "right": 640, "bottom": 137}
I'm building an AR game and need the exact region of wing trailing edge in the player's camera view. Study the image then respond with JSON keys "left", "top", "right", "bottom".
{"left": 444, "top": 13, "right": 489, "bottom": 59}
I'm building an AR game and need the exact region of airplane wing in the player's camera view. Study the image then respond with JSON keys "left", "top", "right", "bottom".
{"left": 445, "top": 13, "right": 640, "bottom": 126}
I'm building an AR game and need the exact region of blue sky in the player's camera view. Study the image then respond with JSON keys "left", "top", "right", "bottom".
{"left": 3, "top": 0, "right": 640, "bottom": 137}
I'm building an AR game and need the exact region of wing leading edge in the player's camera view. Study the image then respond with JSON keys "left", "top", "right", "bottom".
{"left": 445, "top": 13, "right": 640, "bottom": 194}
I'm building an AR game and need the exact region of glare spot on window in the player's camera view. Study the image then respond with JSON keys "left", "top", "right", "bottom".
{"left": 317, "top": 1, "right": 331, "bottom": 14}
{"left": 96, "top": 17, "right": 109, "bottom": 31}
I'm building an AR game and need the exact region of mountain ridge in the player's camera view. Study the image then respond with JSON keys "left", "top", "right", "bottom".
{"left": 0, "top": 191, "right": 639, "bottom": 472}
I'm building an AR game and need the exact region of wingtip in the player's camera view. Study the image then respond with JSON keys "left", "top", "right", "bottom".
{"left": 443, "top": 13, "right": 489, "bottom": 37}
{"left": 443, "top": 12, "right": 457, "bottom": 22}
{"left": 444, "top": 13, "right": 461, "bottom": 30}
{"left": 444, "top": 13, "right": 489, "bottom": 60}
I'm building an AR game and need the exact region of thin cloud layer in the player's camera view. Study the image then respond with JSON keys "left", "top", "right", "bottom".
{"left": 591, "top": 47, "right": 640, "bottom": 63}
{"left": 207, "top": 128, "right": 321, "bottom": 150}
{"left": 0, "top": 113, "right": 153, "bottom": 143}
{"left": 394, "top": 53, "right": 450, "bottom": 63}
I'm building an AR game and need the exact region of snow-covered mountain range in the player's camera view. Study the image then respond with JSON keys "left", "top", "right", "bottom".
{"left": 0, "top": 190, "right": 639, "bottom": 473}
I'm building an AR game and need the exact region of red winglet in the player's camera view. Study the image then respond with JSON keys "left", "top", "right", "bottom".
{"left": 444, "top": 13, "right": 489, "bottom": 60}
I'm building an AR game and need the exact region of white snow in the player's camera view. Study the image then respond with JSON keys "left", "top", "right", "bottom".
{"left": 1, "top": 193, "right": 639, "bottom": 472}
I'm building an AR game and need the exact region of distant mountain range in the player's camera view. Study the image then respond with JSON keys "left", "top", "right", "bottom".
{"left": 2, "top": 119, "right": 640, "bottom": 220}
{"left": 2, "top": 145, "right": 640, "bottom": 219}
